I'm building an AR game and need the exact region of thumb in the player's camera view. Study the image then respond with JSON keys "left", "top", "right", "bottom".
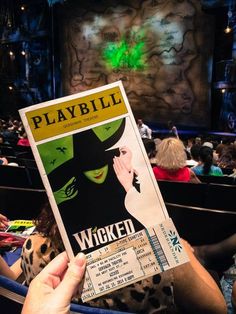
{"left": 55, "top": 252, "right": 86, "bottom": 303}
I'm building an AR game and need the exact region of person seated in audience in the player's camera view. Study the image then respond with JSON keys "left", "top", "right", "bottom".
{"left": 142, "top": 138, "right": 157, "bottom": 167}
{"left": 1, "top": 123, "right": 18, "bottom": 146}
{"left": 217, "top": 144, "right": 236, "bottom": 170}
{"left": 0, "top": 134, "right": 10, "bottom": 146}
{"left": 20, "top": 202, "right": 227, "bottom": 313}
{"left": 215, "top": 143, "right": 227, "bottom": 159}
{"left": 186, "top": 137, "right": 195, "bottom": 154}
{"left": 17, "top": 130, "right": 30, "bottom": 147}
{"left": 153, "top": 137, "right": 200, "bottom": 183}
{"left": 186, "top": 144, "right": 201, "bottom": 167}
{"left": 195, "top": 137, "right": 202, "bottom": 146}
{"left": 0, "top": 214, "right": 22, "bottom": 280}
{"left": 192, "top": 146, "right": 223, "bottom": 176}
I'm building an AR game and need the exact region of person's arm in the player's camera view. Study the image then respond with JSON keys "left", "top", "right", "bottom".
{"left": 0, "top": 256, "right": 22, "bottom": 280}
{"left": 173, "top": 240, "right": 227, "bottom": 314}
{"left": 0, "top": 213, "right": 9, "bottom": 230}
{"left": 194, "top": 233, "right": 236, "bottom": 264}
{"left": 21, "top": 251, "right": 86, "bottom": 314}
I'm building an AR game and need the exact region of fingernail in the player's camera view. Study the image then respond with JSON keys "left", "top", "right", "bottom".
{"left": 75, "top": 252, "right": 86, "bottom": 267}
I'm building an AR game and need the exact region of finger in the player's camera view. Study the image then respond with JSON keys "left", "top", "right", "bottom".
{"left": 55, "top": 253, "right": 86, "bottom": 303}
{"left": 40, "top": 251, "right": 69, "bottom": 278}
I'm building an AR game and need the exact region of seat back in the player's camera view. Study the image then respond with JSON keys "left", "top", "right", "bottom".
{"left": 0, "top": 186, "right": 47, "bottom": 220}
{"left": 0, "top": 165, "right": 30, "bottom": 188}
{"left": 166, "top": 202, "right": 236, "bottom": 246}
{"left": 197, "top": 175, "right": 235, "bottom": 185}
{"left": 204, "top": 183, "right": 236, "bottom": 211}
{"left": 158, "top": 180, "right": 207, "bottom": 207}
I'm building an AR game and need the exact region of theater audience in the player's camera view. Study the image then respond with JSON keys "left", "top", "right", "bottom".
{"left": 192, "top": 146, "right": 223, "bottom": 176}
{"left": 153, "top": 137, "right": 200, "bottom": 183}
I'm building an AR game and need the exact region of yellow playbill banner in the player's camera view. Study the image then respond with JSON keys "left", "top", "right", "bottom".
{"left": 26, "top": 86, "right": 127, "bottom": 142}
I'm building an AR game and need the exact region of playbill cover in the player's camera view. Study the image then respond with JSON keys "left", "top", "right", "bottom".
{"left": 19, "top": 81, "right": 188, "bottom": 302}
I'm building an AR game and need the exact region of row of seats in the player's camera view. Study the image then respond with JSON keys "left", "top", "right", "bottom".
{"left": 0, "top": 145, "right": 34, "bottom": 160}
{"left": 0, "top": 165, "right": 43, "bottom": 189}
{"left": 197, "top": 174, "right": 235, "bottom": 185}
{"left": 0, "top": 186, "right": 47, "bottom": 220}
{"left": 158, "top": 180, "right": 235, "bottom": 211}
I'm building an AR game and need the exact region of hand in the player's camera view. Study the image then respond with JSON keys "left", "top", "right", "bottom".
{"left": 21, "top": 252, "right": 86, "bottom": 314}
{"left": 0, "top": 213, "right": 9, "bottom": 231}
{"left": 113, "top": 156, "right": 134, "bottom": 192}
{"left": 0, "top": 157, "right": 8, "bottom": 165}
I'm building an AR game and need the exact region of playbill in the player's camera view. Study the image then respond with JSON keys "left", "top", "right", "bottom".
{"left": 19, "top": 81, "right": 188, "bottom": 302}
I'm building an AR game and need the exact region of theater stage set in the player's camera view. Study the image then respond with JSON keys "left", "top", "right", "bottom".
{"left": 0, "top": 0, "right": 236, "bottom": 134}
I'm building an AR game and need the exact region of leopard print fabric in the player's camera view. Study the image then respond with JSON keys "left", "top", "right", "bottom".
{"left": 21, "top": 233, "right": 63, "bottom": 286}
{"left": 21, "top": 234, "right": 177, "bottom": 313}
{"left": 86, "top": 272, "right": 176, "bottom": 313}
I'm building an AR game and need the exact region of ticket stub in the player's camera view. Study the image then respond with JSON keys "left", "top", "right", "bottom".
{"left": 81, "top": 218, "right": 188, "bottom": 302}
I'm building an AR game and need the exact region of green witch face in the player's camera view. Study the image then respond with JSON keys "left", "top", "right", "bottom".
{"left": 83, "top": 164, "right": 108, "bottom": 184}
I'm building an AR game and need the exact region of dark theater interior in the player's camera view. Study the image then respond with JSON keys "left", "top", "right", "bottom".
{"left": 0, "top": 1, "right": 236, "bottom": 313}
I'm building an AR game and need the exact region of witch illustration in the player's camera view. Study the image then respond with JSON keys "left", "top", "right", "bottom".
{"left": 41, "top": 118, "right": 144, "bottom": 254}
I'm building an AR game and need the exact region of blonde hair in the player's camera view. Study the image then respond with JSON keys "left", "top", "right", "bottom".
{"left": 155, "top": 137, "right": 187, "bottom": 170}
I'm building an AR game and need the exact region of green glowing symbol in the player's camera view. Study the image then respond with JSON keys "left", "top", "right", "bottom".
{"left": 103, "top": 33, "right": 146, "bottom": 70}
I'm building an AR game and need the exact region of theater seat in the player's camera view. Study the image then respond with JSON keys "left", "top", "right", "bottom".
{"left": 166, "top": 202, "right": 236, "bottom": 246}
